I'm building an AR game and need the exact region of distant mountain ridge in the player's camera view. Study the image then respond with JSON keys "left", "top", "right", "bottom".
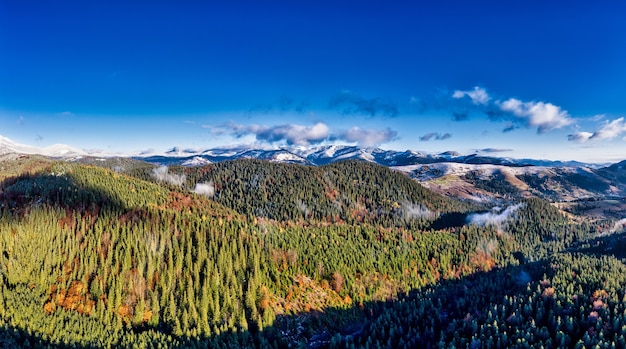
{"left": 134, "top": 144, "right": 605, "bottom": 169}
{"left": 0, "top": 135, "right": 608, "bottom": 169}
{"left": 0, "top": 135, "right": 86, "bottom": 158}
{"left": 4, "top": 135, "right": 626, "bottom": 204}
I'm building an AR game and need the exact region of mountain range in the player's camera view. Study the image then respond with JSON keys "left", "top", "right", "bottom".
{"left": 0, "top": 135, "right": 604, "bottom": 168}
{"left": 138, "top": 144, "right": 603, "bottom": 169}
{"left": 3, "top": 135, "right": 626, "bottom": 207}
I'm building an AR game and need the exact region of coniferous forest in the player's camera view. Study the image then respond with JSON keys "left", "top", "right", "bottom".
{"left": 1, "top": 156, "right": 626, "bottom": 348}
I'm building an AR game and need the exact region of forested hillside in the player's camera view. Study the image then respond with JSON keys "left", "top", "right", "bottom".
{"left": 125, "top": 159, "right": 477, "bottom": 230}
{"left": 0, "top": 156, "right": 625, "bottom": 348}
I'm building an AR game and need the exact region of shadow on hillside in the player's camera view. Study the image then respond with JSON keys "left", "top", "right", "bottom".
{"left": 428, "top": 211, "right": 468, "bottom": 230}
{"left": 568, "top": 231, "right": 626, "bottom": 260}
{"left": 276, "top": 261, "right": 550, "bottom": 348}
{"left": 0, "top": 258, "right": 551, "bottom": 348}
{"left": 0, "top": 171, "right": 131, "bottom": 218}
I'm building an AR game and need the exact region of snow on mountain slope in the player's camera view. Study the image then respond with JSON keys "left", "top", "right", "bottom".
{"left": 0, "top": 135, "right": 86, "bottom": 158}
{"left": 0, "top": 135, "right": 616, "bottom": 171}
{"left": 271, "top": 151, "right": 310, "bottom": 164}
{"left": 181, "top": 156, "right": 213, "bottom": 166}
{"left": 393, "top": 162, "right": 623, "bottom": 202}
{"left": 237, "top": 149, "right": 311, "bottom": 164}
{"left": 391, "top": 162, "right": 591, "bottom": 182}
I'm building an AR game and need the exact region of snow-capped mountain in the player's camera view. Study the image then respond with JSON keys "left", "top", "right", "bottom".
{"left": 130, "top": 144, "right": 612, "bottom": 170}
{"left": 297, "top": 145, "right": 376, "bottom": 164}
{"left": 0, "top": 134, "right": 611, "bottom": 169}
{"left": 181, "top": 156, "right": 213, "bottom": 167}
{"left": 0, "top": 135, "right": 86, "bottom": 158}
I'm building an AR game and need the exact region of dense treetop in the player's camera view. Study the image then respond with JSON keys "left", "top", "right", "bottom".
{"left": 0, "top": 157, "right": 623, "bottom": 348}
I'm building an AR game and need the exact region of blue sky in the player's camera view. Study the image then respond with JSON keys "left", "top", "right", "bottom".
{"left": 1, "top": 1, "right": 625, "bottom": 162}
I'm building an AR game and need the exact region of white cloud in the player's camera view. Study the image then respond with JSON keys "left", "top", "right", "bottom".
{"left": 208, "top": 121, "right": 397, "bottom": 148}
{"left": 452, "top": 86, "right": 491, "bottom": 105}
{"left": 499, "top": 98, "right": 572, "bottom": 133}
{"left": 192, "top": 182, "right": 215, "bottom": 197}
{"left": 448, "top": 86, "right": 577, "bottom": 135}
{"left": 338, "top": 126, "right": 397, "bottom": 146}
{"left": 152, "top": 166, "right": 186, "bottom": 187}
{"left": 568, "top": 117, "right": 626, "bottom": 143}
{"left": 213, "top": 122, "right": 330, "bottom": 146}
{"left": 401, "top": 201, "right": 434, "bottom": 219}
{"left": 590, "top": 117, "right": 626, "bottom": 141}
{"left": 467, "top": 204, "right": 524, "bottom": 227}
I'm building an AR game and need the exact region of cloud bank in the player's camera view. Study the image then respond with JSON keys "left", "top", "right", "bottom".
{"left": 209, "top": 122, "right": 397, "bottom": 147}
{"left": 217, "top": 122, "right": 330, "bottom": 146}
